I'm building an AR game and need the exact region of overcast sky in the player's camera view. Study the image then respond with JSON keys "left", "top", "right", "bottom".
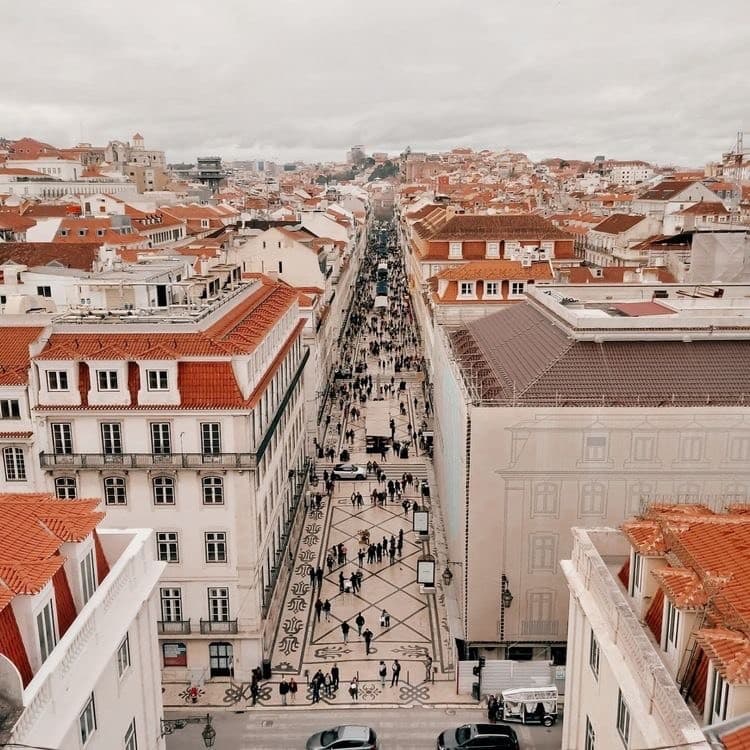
{"left": 4, "top": 0, "right": 748, "bottom": 166}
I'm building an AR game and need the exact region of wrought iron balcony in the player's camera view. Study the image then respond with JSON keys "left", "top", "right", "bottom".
{"left": 158, "top": 619, "right": 192, "bottom": 635}
{"left": 199, "top": 619, "right": 238, "bottom": 635}
{"left": 39, "top": 452, "right": 257, "bottom": 470}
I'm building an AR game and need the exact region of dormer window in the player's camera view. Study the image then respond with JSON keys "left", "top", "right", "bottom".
{"left": 47, "top": 370, "right": 69, "bottom": 391}
{"left": 484, "top": 281, "right": 499, "bottom": 297}
{"left": 96, "top": 370, "right": 119, "bottom": 391}
{"left": 201, "top": 219, "right": 210, "bottom": 229}
{"left": 37, "top": 598, "right": 58, "bottom": 663}
{"left": 96, "top": 228, "right": 105, "bottom": 237}
{"left": 458, "top": 281, "right": 475, "bottom": 298}
{"left": 510, "top": 281, "right": 526, "bottom": 297}
{"left": 449, "top": 241, "right": 462, "bottom": 259}
{"left": 78, "top": 228, "right": 87, "bottom": 237}
{"left": 147, "top": 370, "right": 169, "bottom": 391}
{"left": 60, "top": 229, "right": 69, "bottom": 237}
{"left": 486, "top": 241, "right": 500, "bottom": 258}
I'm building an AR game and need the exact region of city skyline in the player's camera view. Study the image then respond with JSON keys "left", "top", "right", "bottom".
{"left": 5, "top": 0, "right": 748, "bottom": 166}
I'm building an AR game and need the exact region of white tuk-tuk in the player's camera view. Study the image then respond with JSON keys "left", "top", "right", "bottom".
{"left": 500, "top": 686, "right": 558, "bottom": 726}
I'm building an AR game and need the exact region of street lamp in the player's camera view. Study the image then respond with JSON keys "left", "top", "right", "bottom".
{"left": 160, "top": 713, "right": 216, "bottom": 747}
{"left": 501, "top": 575, "right": 514, "bottom": 609}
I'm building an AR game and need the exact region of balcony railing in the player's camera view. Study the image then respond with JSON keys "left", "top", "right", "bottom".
{"left": 158, "top": 619, "right": 192, "bottom": 635}
{"left": 199, "top": 619, "right": 238, "bottom": 635}
{"left": 40, "top": 452, "right": 257, "bottom": 470}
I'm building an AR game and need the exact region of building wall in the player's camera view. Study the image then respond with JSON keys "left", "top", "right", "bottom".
{"left": 459, "top": 406, "right": 750, "bottom": 646}
{"left": 9, "top": 529, "right": 166, "bottom": 750}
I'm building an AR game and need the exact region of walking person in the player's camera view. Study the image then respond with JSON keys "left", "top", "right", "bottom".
{"left": 363, "top": 627, "right": 373, "bottom": 655}
{"left": 391, "top": 659, "right": 401, "bottom": 687}
{"left": 316, "top": 566, "right": 324, "bottom": 587}
{"left": 315, "top": 598, "right": 323, "bottom": 622}
{"left": 279, "top": 677, "right": 289, "bottom": 706}
{"left": 424, "top": 655, "right": 433, "bottom": 684}
{"left": 323, "top": 599, "right": 331, "bottom": 622}
{"left": 378, "top": 660, "right": 387, "bottom": 687}
{"left": 358, "top": 549, "right": 365, "bottom": 567}
{"left": 309, "top": 564, "right": 316, "bottom": 586}
{"left": 341, "top": 620, "right": 350, "bottom": 643}
{"left": 348, "top": 677, "right": 359, "bottom": 702}
{"left": 331, "top": 663, "right": 340, "bottom": 690}
{"left": 355, "top": 612, "right": 365, "bottom": 636}
{"left": 324, "top": 671, "right": 333, "bottom": 698}
{"left": 289, "top": 677, "right": 298, "bottom": 703}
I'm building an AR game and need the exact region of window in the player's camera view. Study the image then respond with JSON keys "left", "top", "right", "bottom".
{"left": 156, "top": 532, "right": 179, "bottom": 562}
{"left": 3, "top": 447, "right": 26, "bottom": 481}
{"left": 589, "top": 630, "right": 600, "bottom": 678}
{"left": 510, "top": 281, "right": 526, "bottom": 296}
{"left": 448, "top": 241, "right": 462, "bottom": 259}
{"left": 629, "top": 552, "right": 643, "bottom": 596}
{"left": 101, "top": 422, "right": 123, "bottom": 455}
{"left": 36, "top": 285, "right": 52, "bottom": 297}
{"left": 484, "top": 281, "right": 499, "bottom": 296}
{"left": 147, "top": 370, "right": 168, "bottom": 391}
{"left": 665, "top": 600, "right": 680, "bottom": 650}
{"left": 104, "top": 476, "right": 127, "bottom": 505}
{"left": 124, "top": 719, "right": 138, "bottom": 750}
{"left": 583, "top": 434, "right": 608, "bottom": 462}
{"left": 728, "top": 435, "right": 750, "bottom": 462}
{"left": 205, "top": 532, "right": 227, "bottom": 562}
{"left": 679, "top": 434, "right": 704, "bottom": 462}
{"left": 529, "top": 534, "right": 557, "bottom": 572}
{"left": 46, "top": 370, "right": 69, "bottom": 391}
{"left": 55, "top": 476, "right": 77, "bottom": 499}
{"left": 201, "top": 422, "right": 221, "bottom": 455}
{"left": 458, "top": 281, "right": 474, "bottom": 297}
{"left": 96, "top": 370, "right": 118, "bottom": 391}
{"left": 585, "top": 716, "right": 596, "bottom": 750}
{"left": 532, "top": 482, "right": 559, "bottom": 516}
{"left": 486, "top": 241, "right": 500, "bottom": 258}
{"left": 79, "top": 693, "right": 97, "bottom": 745}
{"left": 526, "top": 589, "right": 553, "bottom": 622}
{"left": 117, "top": 634, "right": 131, "bottom": 677}
{"left": 631, "top": 433, "right": 655, "bottom": 462}
{"left": 616, "top": 689, "right": 630, "bottom": 745}
{"left": 580, "top": 482, "right": 606, "bottom": 516}
{"left": 51, "top": 422, "right": 73, "bottom": 454}
{"left": 202, "top": 476, "right": 224, "bottom": 505}
{"left": 208, "top": 587, "right": 229, "bottom": 621}
{"left": 278, "top": 261, "right": 283, "bottom": 273}
{"left": 160, "top": 588, "right": 183, "bottom": 621}
{"left": 152, "top": 476, "right": 175, "bottom": 505}
{"left": 711, "top": 667, "right": 729, "bottom": 722}
{"left": 0, "top": 399, "right": 20, "bottom": 419}
{"left": 37, "top": 599, "right": 57, "bottom": 663}
{"left": 80, "top": 550, "right": 97, "bottom": 604}
{"left": 150, "top": 422, "right": 171, "bottom": 454}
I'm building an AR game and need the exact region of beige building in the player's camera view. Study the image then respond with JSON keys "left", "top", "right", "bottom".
{"left": 432, "top": 283, "right": 750, "bottom": 661}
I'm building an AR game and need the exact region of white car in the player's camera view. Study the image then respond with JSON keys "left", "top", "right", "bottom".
{"left": 331, "top": 463, "right": 367, "bottom": 480}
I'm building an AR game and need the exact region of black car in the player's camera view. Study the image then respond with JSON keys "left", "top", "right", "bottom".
{"left": 437, "top": 724, "right": 519, "bottom": 750}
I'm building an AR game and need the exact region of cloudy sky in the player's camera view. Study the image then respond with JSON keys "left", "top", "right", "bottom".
{"left": 5, "top": 0, "right": 748, "bottom": 166}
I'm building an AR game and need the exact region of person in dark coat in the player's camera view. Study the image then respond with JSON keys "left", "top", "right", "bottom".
{"left": 316, "top": 566, "right": 324, "bottom": 587}
{"left": 355, "top": 612, "right": 365, "bottom": 636}
{"left": 314, "top": 598, "right": 323, "bottom": 622}
{"left": 363, "top": 627, "right": 373, "bottom": 655}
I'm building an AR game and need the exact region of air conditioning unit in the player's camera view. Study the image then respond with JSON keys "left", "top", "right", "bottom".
{"left": 521, "top": 258, "right": 532, "bottom": 267}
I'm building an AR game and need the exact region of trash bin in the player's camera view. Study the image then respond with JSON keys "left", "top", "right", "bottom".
{"left": 421, "top": 481, "right": 430, "bottom": 498}
{"left": 262, "top": 659, "right": 272, "bottom": 680}
{"left": 472, "top": 682, "right": 480, "bottom": 701}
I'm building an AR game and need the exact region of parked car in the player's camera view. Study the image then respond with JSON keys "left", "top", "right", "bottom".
{"left": 437, "top": 723, "right": 519, "bottom": 750}
{"left": 331, "top": 463, "right": 367, "bottom": 480}
{"left": 306, "top": 725, "right": 379, "bottom": 750}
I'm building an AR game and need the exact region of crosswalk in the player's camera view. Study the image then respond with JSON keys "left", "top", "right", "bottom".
{"left": 313, "top": 461, "right": 431, "bottom": 483}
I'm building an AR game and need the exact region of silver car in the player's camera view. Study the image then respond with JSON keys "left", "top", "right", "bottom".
{"left": 331, "top": 463, "right": 367, "bottom": 480}
{"left": 306, "top": 724, "right": 379, "bottom": 750}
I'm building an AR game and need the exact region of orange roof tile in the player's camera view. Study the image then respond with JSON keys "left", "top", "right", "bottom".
{"left": 435, "top": 260, "right": 553, "bottom": 282}
{"left": 0, "top": 326, "right": 45, "bottom": 385}
{"left": 651, "top": 568, "right": 708, "bottom": 608}
{"left": 697, "top": 628, "right": 750, "bottom": 684}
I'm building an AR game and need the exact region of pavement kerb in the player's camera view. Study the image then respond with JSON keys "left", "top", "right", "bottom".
{"left": 165, "top": 702, "right": 485, "bottom": 713}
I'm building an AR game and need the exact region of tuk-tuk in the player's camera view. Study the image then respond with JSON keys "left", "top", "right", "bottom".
{"left": 499, "top": 687, "right": 558, "bottom": 727}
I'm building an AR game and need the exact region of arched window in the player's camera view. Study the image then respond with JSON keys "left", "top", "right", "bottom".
{"left": 103, "top": 476, "right": 127, "bottom": 505}
{"left": 3, "top": 447, "right": 26, "bottom": 481}
{"left": 54, "top": 476, "right": 77, "bottom": 499}
{"left": 152, "top": 476, "right": 175, "bottom": 505}
{"left": 202, "top": 476, "right": 224, "bottom": 505}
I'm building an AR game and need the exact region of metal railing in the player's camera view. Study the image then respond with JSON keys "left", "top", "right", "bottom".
{"left": 158, "top": 619, "right": 192, "bottom": 635}
{"left": 199, "top": 619, "right": 238, "bottom": 635}
{"left": 40, "top": 452, "right": 257, "bottom": 470}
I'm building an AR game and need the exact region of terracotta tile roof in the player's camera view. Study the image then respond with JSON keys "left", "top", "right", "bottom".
{"left": 414, "top": 212, "right": 572, "bottom": 242}
{"left": 0, "top": 326, "right": 45, "bottom": 386}
{"left": 561, "top": 267, "right": 676, "bottom": 284}
{"left": 452, "top": 303, "right": 750, "bottom": 406}
{"left": 638, "top": 180, "right": 700, "bottom": 200}
{"left": 621, "top": 521, "right": 668, "bottom": 555}
{"left": 721, "top": 723, "right": 750, "bottom": 750}
{"left": 696, "top": 628, "right": 750, "bottom": 684}
{"left": 0, "top": 494, "right": 104, "bottom": 602}
{"left": 652, "top": 568, "right": 708, "bottom": 608}
{"left": 37, "top": 279, "right": 297, "bottom": 362}
{"left": 0, "top": 214, "right": 36, "bottom": 232}
{"left": 590, "top": 213, "right": 646, "bottom": 234}
{"left": 0, "top": 431, "right": 33, "bottom": 439}
{"left": 0, "top": 242, "right": 99, "bottom": 270}
{"left": 435, "top": 260, "right": 553, "bottom": 282}
{"left": 677, "top": 201, "right": 729, "bottom": 216}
